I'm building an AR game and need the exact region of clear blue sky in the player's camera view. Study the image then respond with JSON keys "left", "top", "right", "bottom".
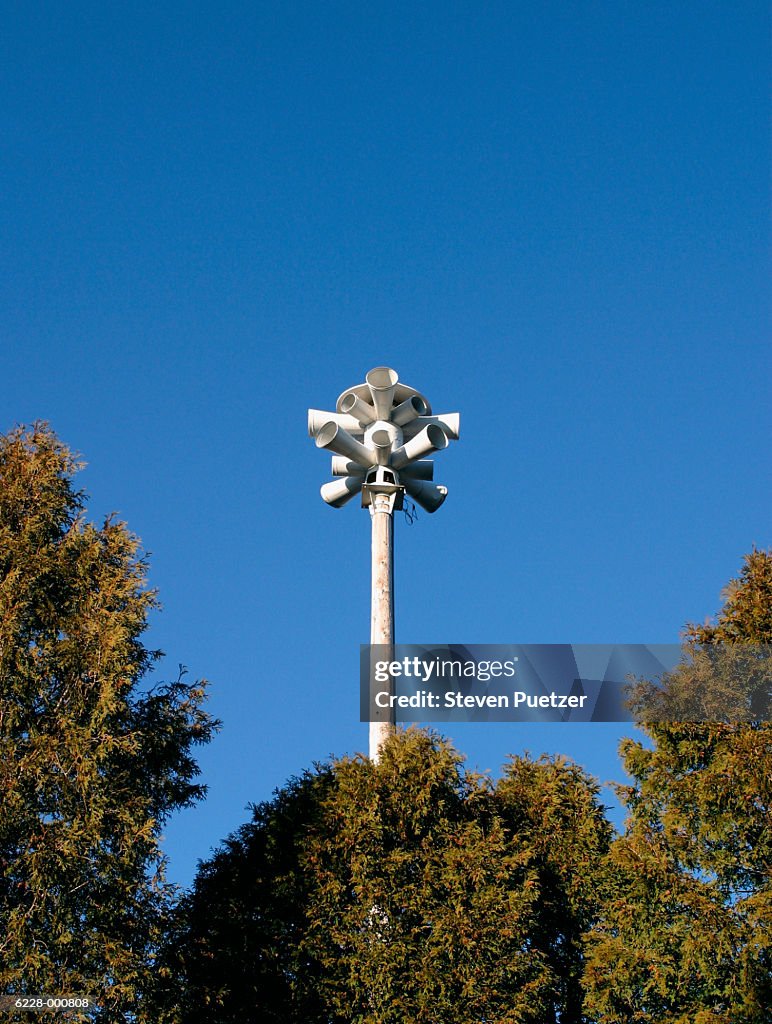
{"left": 2, "top": 2, "right": 769, "bottom": 886}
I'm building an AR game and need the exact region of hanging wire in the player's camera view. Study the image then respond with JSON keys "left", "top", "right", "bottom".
{"left": 403, "top": 498, "right": 419, "bottom": 525}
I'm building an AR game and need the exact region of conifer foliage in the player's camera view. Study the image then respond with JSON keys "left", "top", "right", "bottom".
{"left": 170, "top": 731, "right": 611, "bottom": 1023}
{"left": 583, "top": 551, "right": 772, "bottom": 1023}
{"left": 0, "top": 424, "right": 217, "bottom": 1021}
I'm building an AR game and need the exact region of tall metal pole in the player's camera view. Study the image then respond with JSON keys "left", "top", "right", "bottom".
{"left": 369, "top": 492, "right": 395, "bottom": 760}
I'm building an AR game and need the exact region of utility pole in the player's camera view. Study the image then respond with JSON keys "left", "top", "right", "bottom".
{"left": 368, "top": 487, "right": 395, "bottom": 757}
{"left": 308, "top": 367, "right": 459, "bottom": 760}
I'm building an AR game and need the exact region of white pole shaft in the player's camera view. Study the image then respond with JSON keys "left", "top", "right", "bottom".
{"left": 369, "top": 492, "right": 395, "bottom": 760}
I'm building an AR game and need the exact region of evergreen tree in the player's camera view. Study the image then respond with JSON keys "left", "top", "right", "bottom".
{"left": 165, "top": 767, "right": 335, "bottom": 1024}
{"left": 583, "top": 551, "right": 772, "bottom": 1023}
{"left": 496, "top": 754, "right": 612, "bottom": 1024}
{"left": 0, "top": 424, "right": 218, "bottom": 1022}
{"left": 303, "top": 731, "right": 550, "bottom": 1024}
{"left": 171, "top": 730, "right": 611, "bottom": 1023}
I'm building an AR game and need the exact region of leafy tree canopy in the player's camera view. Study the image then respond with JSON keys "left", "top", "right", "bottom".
{"left": 0, "top": 424, "right": 218, "bottom": 1022}
{"left": 584, "top": 551, "right": 772, "bottom": 1024}
{"left": 169, "top": 729, "right": 611, "bottom": 1024}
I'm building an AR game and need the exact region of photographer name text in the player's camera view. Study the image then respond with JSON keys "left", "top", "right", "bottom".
{"left": 374, "top": 691, "right": 588, "bottom": 710}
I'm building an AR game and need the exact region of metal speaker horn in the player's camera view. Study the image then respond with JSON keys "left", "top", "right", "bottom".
{"left": 401, "top": 413, "right": 460, "bottom": 441}
{"left": 370, "top": 428, "right": 393, "bottom": 466}
{"left": 337, "top": 391, "right": 377, "bottom": 425}
{"left": 315, "top": 421, "right": 377, "bottom": 468}
{"left": 331, "top": 456, "right": 366, "bottom": 477}
{"left": 320, "top": 476, "right": 363, "bottom": 508}
{"left": 390, "top": 423, "right": 448, "bottom": 469}
{"left": 366, "top": 366, "right": 399, "bottom": 420}
{"left": 403, "top": 478, "right": 448, "bottom": 514}
{"left": 308, "top": 409, "right": 363, "bottom": 438}
{"left": 391, "top": 394, "right": 429, "bottom": 426}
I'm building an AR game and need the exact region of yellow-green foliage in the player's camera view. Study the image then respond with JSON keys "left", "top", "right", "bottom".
{"left": 583, "top": 551, "right": 772, "bottom": 1024}
{"left": 172, "top": 730, "right": 611, "bottom": 1023}
{"left": 0, "top": 424, "right": 217, "bottom": 1023}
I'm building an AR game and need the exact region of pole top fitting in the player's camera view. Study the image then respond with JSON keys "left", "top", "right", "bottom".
{"left": 362, "top": 466, "right": 404, "bottom": 513}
